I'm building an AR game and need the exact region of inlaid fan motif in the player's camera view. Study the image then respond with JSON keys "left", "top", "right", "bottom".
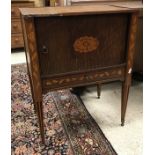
{"left": 73, "top": 36, "right": 99, "bottom": 53}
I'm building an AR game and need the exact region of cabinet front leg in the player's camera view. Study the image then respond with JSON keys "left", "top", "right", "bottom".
{"left": 121, "top": 12, "right": 138, "bottom": 126}
{"left": 121, "top": 82, "right": 130, "bottom": 126}
{"left": 36, "top": 101, "right": 45, "bottom": 144}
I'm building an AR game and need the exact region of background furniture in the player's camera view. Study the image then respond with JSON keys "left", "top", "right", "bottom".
{"left": 20, "top": 4, "right": 141, "bottom": 143}
{"left": 44, "top": 0, "right": 64, "bottom": 6}
{"left": 11, "top": 0, "right": 34, "bottom": 49}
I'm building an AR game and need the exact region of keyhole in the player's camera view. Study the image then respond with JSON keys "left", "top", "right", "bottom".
{"left": 41, "top": 45, "right": 48, "bottom": 54}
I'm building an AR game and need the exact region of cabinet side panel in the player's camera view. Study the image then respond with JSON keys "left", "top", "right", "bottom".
{"left": 21, "top": 16, "right": 42, "bottom": 101}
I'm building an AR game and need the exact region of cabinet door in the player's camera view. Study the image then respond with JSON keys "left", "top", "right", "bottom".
{"left": 34, "top": 13, "right": 129, "bottom": 77}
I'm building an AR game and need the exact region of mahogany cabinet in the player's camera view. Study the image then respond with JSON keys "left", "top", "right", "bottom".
{"left": 20, "top": 5, "right": 141, "bottom": 143}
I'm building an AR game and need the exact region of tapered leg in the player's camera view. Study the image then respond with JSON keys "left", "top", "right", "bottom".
{"left": 120, "top": 13, "right": 138, "bottom": 126}
{"left": 29, "top": 79, "right": 37, "bottom": 113}
{"left": 121, "top": 82, "right": 130, "bottom": 126}
{"left": 28, "top": 78, "right": 44, "bottom": 142}
{"left": 24, "top": 17, "right": 46, "bottom": 144}
{"left": 36, "top": 101, "right": 45, "bottom": 144}
{"left": 27, "top": 68, "right": 37, "bottom": 113}
{"left": 97, "top": 84, "right": 101, "bottom": 99}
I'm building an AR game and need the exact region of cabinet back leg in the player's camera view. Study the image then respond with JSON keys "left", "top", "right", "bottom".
{"left": 97, "top": 84, "right": 101, "bottom": 99}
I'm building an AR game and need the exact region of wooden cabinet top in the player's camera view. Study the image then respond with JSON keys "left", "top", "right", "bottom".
{"left": 20, "top": 2, "right": 142, "bottom": 17}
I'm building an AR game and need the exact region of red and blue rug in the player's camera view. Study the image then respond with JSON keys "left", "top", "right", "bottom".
{"left": 11, "top": 64, "right": 117, "bottom": 155}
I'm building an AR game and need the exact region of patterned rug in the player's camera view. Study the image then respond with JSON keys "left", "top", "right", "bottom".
{"left": 11, "top": 64, "right": 117, "bottom": 155}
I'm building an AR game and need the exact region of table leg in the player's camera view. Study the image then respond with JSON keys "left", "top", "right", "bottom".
{"left": 121, "top": 13, "right": 138, "bottom": 126}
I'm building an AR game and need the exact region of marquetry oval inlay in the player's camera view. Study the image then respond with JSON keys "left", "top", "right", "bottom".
{"left": 73, "top": 36, "right": 99, "bottom": 53}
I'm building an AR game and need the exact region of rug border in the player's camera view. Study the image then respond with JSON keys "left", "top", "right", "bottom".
{"left": 77, "top": 95, "right": 118, "bottom": 155}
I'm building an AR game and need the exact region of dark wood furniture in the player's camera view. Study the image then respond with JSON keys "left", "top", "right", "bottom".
{"left": 11, "top": 0, "right": 34, "bottom": 49}
{"left": 20, "top": 4, "right": 141, "bottom": 143}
